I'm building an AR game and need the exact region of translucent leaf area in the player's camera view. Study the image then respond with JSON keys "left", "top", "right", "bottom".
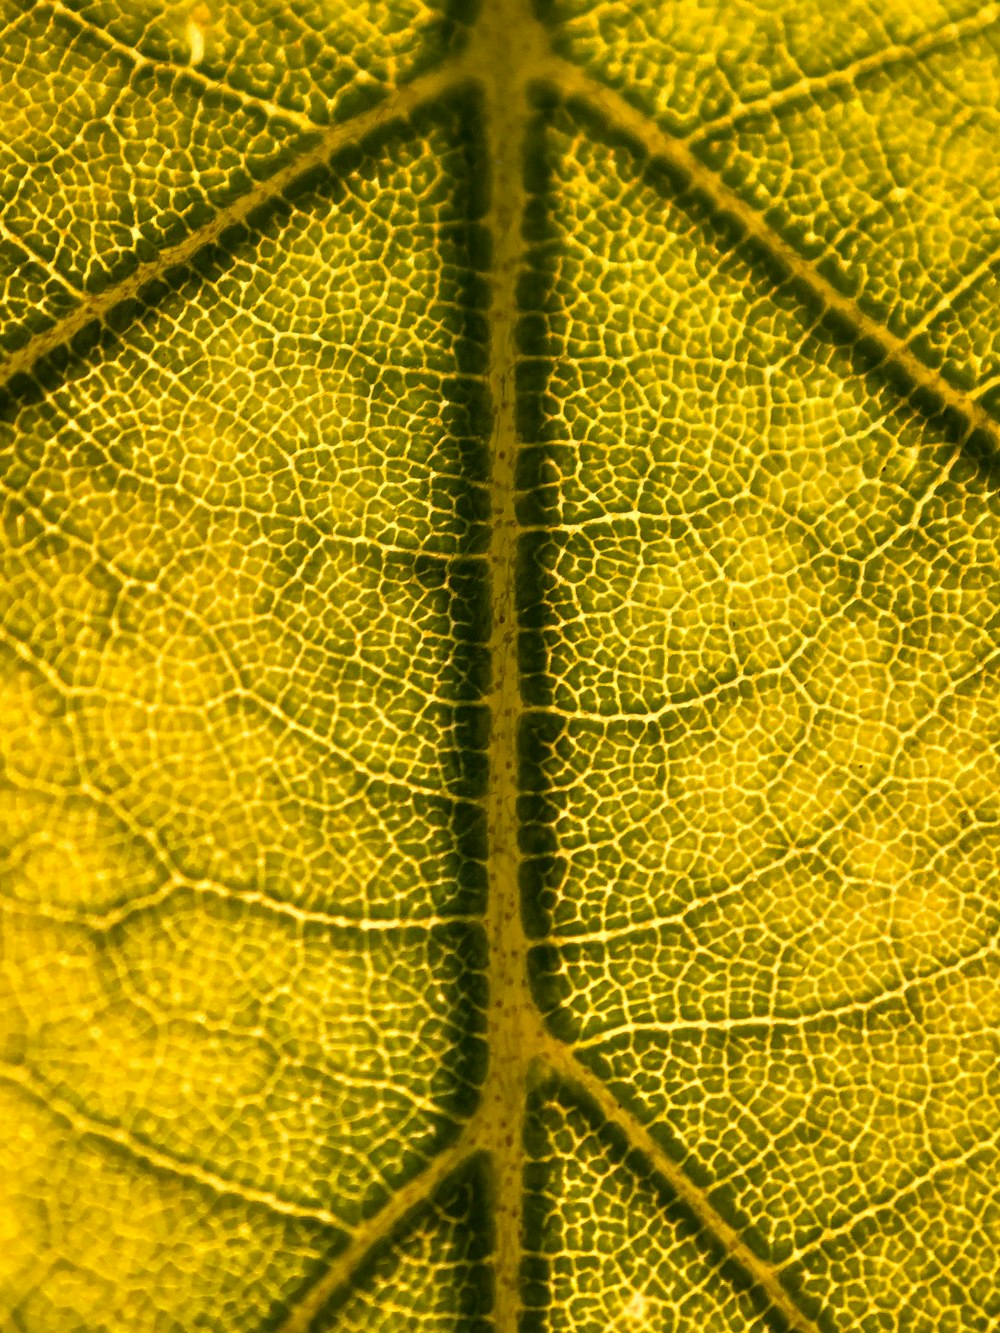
{"left": 1, "top": 1, "right": 998, "bottom": 1330}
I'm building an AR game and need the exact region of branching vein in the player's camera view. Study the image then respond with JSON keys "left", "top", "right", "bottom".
{"left": 535, "top": 1030, "right": 826, "bottom": 1333}
{"left": 688, "top": 1, "right": 1000, "bottom": 143}
{"left": 542, "top": 56, "right": 1000, "bottom": 459}
{"left": 273, "top": 1127, "right": 484, "bottom": 1333}
{"left": 0, "top": 62, "right": 464, "bottom": 402}
{"left": 0, "top": 1059, "right": 348, "bottom": 1230}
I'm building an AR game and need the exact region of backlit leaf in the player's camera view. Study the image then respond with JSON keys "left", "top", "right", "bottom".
{"left": 1, "top": 0, "right": 998, "bottom": 1330}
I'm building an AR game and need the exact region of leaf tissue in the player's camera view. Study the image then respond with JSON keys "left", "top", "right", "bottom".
{"left": 1, "top": 0, "right": 999, "bottom": 1329}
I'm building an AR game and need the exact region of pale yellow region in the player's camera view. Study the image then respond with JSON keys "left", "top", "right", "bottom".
{"left": 806, "top": 610, "right": 899, "bottom": 713}
{"left": 690, "top": 774, "right": 998, "bottom": 1026}
{"left": 0, "top": 657, "right": 160, "bottom": 915}
{"left": 161, "top": 401, "right": 401, "bottom": 548}
{"left": 657, "top": 600, "right": 960, "bottom": 893}
{"left": 2, "top": 915, "right": 119, "bottom": 1043}
{"left": 903, "top": 672, "right": 1000, "bottom": 821}
{"left": 627, "top": 538, "right": 727, "bottom": 675}
{"left": 669, "top": 690, "right": 794, "bottom": 828}
{"left": 714, "top": 506, "right": 825, "bottom": 672}
{"left": 717, "top": 698, "right": 996, "bottom": 1022}
{"left": 7, "top": 471, "right": 436, "bottom": 913}
{"left": 839, "top": 825, "right": 913, "bottom": 887}
{"left": 3, "top": 914, "right": 278, "bottom": 1116}
{"left": 170, "top": 413, "right": 255, "bottom": 510}
{"left": 81, "top": 564, "right": 407, "bottom": 901}
{"left": 704, "top": 858, "right": 902, "bottom": 1020}
{"left": 0, "top": 1086, "right": 54, "bottom": 1315}
{"left": 891, "top": 877, "right": 972, "bottom": 961}
{"left": 890, "top": 847, "right": 997, "bottom": 975}
{"left": 927, "top": 969, "right": 1000, "bottom": 1036}
{"left": 778, "top": 435, "right": 920, "bottom": 549}
{"left": 2, "top": 911, "right": 254, "bottom": 1130}
{"left": 0, "top": 794, "right": 160, "bottom": 912}
{"left": 0, "top": 657, "right": 76, "bottom": 786}
{"left": 769, "top": 743, "right": 894, "bottom": 850}
{"left": 841, "top": 680, "right": 1000, "bottom": 963}
{"left": 90, "top": 643, "right": 388, "bottom": 898}
{"left": 0, "top": 1080, "right": 321, "bottom": 1332}
{"left": 840, "top": 670, "right": 1000, "bottom": 859}
{"left": 766, "top": 614, "right": 914, "bottom": 844}
{"left": 0, "top": 900, "right": 386, "bottom": 1178}
{"left": 0, "top": 532, "right": 118, "bottom": 689}
{"left": 627, "top": 501, "right": 826, "bottom": 697}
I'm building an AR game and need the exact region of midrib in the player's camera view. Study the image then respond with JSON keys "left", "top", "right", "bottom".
{"left": 472, "top": 0, "right": 552, "bottom": 1326}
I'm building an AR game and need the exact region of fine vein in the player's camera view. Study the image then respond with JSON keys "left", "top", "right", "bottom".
{"left": 546, "top": 58, "right": 1000, "bottom": 457}
{"left": 0, "top": 64, "right": 462, "bottom": 400}
{"left": 273, "top": 1127, "right": 483, "bottom": 1333}
{"left": 536, "top": 1033, "right": 826, "bottom": 1333}
{"left": 49, "top": 0, "right": 331, "bottom": 133}
{"left": 0, "top": 1060, "right": 346, "bottom": 1229}
{"left": 689, "top": 1, "right": 1000, "bottom": 143}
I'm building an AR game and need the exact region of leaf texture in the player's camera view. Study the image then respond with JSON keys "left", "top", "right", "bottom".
{"left": 1, "top": 0, "right": 999, "bottom": 1330}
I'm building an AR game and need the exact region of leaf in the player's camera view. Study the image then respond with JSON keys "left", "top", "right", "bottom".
{"left": 1, "top": 0, "right": 998, "bottom": 1330}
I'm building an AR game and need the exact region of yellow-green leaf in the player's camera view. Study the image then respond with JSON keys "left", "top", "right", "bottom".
{"left": 1, "top": 1, "right": 998, "bottom": 1330}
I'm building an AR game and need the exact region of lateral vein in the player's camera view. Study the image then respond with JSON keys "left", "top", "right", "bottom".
{"left": 542, "top": 57, "right": 1000, "bottom": 457}
{"left": 0, "top": 1059, "right": 348, "bottom": 1230}
{"left": 272, "top": 1125, "right": 484, "bottom": 1333}
{"left": 0, "top": 62, "right": 465, "bottom": 403}
{"left": 536, "top": 1031, "right": 827, "bottom": 1333}
{"left": 688, "top": 1, "right": 1000, "bottom": 142}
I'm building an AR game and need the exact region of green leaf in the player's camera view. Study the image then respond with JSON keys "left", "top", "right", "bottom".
{"left": 1, "top": 1, "right": 998, "bottom": 1330}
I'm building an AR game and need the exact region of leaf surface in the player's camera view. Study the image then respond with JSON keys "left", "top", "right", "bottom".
{"left": 1, "top": 1, "right": 999, "bottom": 1330}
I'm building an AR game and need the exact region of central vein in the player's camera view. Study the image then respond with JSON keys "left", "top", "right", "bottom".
{"left": 472, "top": 0, "right": 552, "bottom": 1325}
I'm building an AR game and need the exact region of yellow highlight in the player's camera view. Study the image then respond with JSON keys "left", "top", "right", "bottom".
{"left": 621, "top": 1290, "right": 648, "bottom": 1323}
{"left": 186, "top": 4, "right": 211, "bottom": 65}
